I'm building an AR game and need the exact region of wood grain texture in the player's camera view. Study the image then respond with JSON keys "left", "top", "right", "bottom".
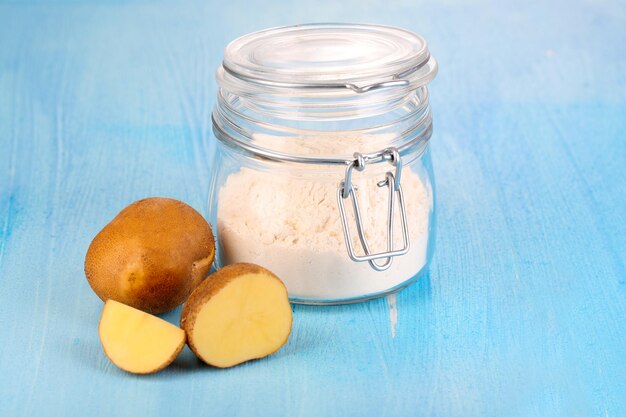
{"left": 0, "top": 1, "right": 624, "bottom": 416}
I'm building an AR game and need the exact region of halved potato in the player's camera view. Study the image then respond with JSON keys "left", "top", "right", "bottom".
{"left": 181, "top": 263, "right": 292, "bottom": 368}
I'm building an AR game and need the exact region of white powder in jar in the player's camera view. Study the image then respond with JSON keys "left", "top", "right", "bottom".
{"left": 216, "top": 163, "right": 431, "bottom": 300}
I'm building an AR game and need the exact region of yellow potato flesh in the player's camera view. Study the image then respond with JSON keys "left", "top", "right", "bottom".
{"left": 99, "top": 300, "right": 185, "bottom": 374}
{"left": 191, "top": 273, "right": 292, "bottom": 368}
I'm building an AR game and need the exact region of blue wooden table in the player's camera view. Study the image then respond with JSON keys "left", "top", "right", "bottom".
{"left": 1, "top": 1, "right": 624, "bottom": 416}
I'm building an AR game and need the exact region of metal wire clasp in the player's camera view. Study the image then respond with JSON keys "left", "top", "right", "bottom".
{"left": 337, "top": 148, "right": 410, "bottom": 271}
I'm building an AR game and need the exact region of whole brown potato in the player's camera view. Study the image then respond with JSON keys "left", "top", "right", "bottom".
{"left": 85, "top": 198, "right": 215, "bottom": 314}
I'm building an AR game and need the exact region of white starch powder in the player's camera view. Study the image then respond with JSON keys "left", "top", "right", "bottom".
{"left": 217, "top": 165, "right": 431, "bottom": 300}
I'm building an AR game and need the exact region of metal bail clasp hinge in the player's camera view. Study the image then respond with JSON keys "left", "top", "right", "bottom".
{"left": 336, "top": 148, "right": 411, "bottom": 271}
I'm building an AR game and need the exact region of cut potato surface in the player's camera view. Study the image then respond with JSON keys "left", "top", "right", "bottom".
{"left": 99, "top": 300, "right": 185, "bottom": 374}
{"left": 181, "top": 263, "right": 292, "bottom": 368}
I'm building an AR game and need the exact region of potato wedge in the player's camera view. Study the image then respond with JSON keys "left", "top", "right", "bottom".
{"left": 99, "top": 300, "right": 185, "bottom": 374}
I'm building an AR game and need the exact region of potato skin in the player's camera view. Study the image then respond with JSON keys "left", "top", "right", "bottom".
{"left": 180, "top": 263, "right": 292, "bottom": 366}
{"left": 85, "top": 198, "right": 215, "bottom": 314}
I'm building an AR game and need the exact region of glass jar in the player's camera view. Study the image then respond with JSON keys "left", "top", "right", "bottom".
{"left": 207, "top": 23, "right": 438, "bottom": 304}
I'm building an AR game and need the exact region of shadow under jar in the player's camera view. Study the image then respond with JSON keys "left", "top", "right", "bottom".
{"left": 208, "top": 23, "right": 438, "bottom": 304}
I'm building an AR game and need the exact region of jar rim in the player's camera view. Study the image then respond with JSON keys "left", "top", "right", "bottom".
{"left": 212, "top": 111, "right": 432, "bottom": 167}
{"left": 221, "top": 23, "right": 437, "bottom": 93}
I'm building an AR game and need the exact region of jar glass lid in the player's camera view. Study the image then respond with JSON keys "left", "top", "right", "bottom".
{"left": 222, "top": 23, "right": 437, "bottom": 91}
